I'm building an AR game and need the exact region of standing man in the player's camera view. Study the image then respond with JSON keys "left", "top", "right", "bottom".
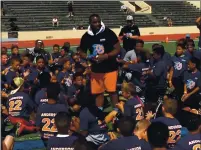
{"left": 196, "top": 16, "right": 201, "bottom": 50}
{"left": 67, "top": 1, "right": 74, "bottom": 17}
{"left": 119, "top": 15, "right": 140, "bottom": 52}
{"left": 78, "top": 14, "right": 121, "bottom": 110}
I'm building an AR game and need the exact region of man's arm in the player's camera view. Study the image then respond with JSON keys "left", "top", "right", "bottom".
{"left": 195, "top": 16, "right": 201, "bottom": 28}
{"left": 78, "top": 49, "right": 87, "bottom": 60}
{"left": 107, "top": 42, "right": 121, "bottom": 58}
{"left": 78, "top": 34, "right": 88, "bottom": 59}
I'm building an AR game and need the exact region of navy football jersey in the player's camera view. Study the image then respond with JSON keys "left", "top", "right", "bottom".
{"left": 47, "top": 135, "right": 77, "bottom": 150}
{"left": 152, "top": 117, "right": 182, "bottom": 148}
{"left": 173, "top": 133, "right": 201, "bottom": 150}
{"left": 7, "top": 92, "right": 35, "bottom": 119}
{"left": 152, "top": 59, "right": 168, "bottom": 88}
{"left": 5, "top": 69, "right": 20, "bottom": 84}
{"left": 79, "top": 107, "right": 107, "bottom": 134}
{"left": 35, "top": 88, "right": 68, "bottom": 106}
{"left": 184, "top": 70, "right": 201, "bottom": 93}
{"left": 100, "top": 135, "right": 151, "bottom": 150}
{"left": 123, "top": 96, "right": 144, "bottom": 121}
{"left": 128, "top": 62, "right": 149, "bottom": 89}
{"left": 35, "top": 88, "right": 48, "bottom": 106}
{"left": 57, "top": 70, "right": 73, "bottom": 83}
{"left": 36, "top": 103, "right": 68, "bottom": 139}
{"left": 171, "top": 55, "right": 189, "bottom": 78}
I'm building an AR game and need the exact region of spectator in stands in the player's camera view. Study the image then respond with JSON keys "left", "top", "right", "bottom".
{"left": 147, "top": 122, "right": 169, "bottom": 150}
{"left": 78, "top": 14, "right": 120, "bottom": 109}
{"left": 120, "top": 5, "right": 128, "bottom": 14}
{"left": 195, "top": 16, "right": 201, "bottom": 50}
{"left": 52, "top": 16, "right": 59, "bottom": 27}
{"left": 119, "top": 15, "right": 140, "bottom": 52}
{"left": 67, "top": 1, "right": 74, "bottom": 17}
{"left": 167, "top": 17, "right": 173, "bottom": 27}
{"left": 77, "top": 25, "right": 85, "bottom": 30}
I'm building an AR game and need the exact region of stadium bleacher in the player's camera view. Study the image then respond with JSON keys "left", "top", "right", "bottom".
{"left": 1, "top": 1, "right": 157, "bottom": 31}
{"left": 146, "top": 1, "right": 201, "bottom": 26}
{"left": 2, "top": 1, "right": 201, "bottom": 31}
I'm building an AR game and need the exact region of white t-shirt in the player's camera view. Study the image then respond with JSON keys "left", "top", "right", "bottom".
{"left": 123, "top": 49, "right": 137, "bottom": 62}
{"left": 52, "top": 18, "right": 58, "bottom": 23}
{"left": 121, "top": 5, "right": 127, "bottom": 10}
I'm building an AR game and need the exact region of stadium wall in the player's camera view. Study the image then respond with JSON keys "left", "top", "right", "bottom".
{"left": 1, "top": 26, "right": 200, "bottom": 48}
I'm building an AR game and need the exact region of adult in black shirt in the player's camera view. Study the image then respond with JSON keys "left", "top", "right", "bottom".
{"left": 119, "top": 15, "right": 140, "bottom": 52}
{"left": 196, "top": 16, "right": 201, "bottom": 50}
{"left": 78, "top": 14, "right": 121, "bottom": 109}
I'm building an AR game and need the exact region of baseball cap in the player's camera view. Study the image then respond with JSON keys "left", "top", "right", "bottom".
{"left": 10, "top": 77, "right": 24, "bottom": 95}
{"left": 36, "top": 40, "right": 43, "bottom": 44}
{"left": 186, "top": 34, "right": 190, "bottom": 38}
{"left": 126, "top": 15, "right": 133, "bottom": 21}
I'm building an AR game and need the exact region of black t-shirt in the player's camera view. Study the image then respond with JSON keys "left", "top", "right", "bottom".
{"left": 199, "top": 28, "right": 201, "bottom": 48}
{"left": 119, "top": 25, "right": 140, "bottom": 51}
{"left": 80, "top": 27, "right": 119, "bottom": 73}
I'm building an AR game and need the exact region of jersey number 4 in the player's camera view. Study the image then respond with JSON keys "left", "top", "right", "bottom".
{"left": 42, "top": 118, "right": 57, "bottom": 132}
{"left": 9, "top": 100, "right": 22, "bottom": 112}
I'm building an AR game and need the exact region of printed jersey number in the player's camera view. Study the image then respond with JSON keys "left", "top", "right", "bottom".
{"left": 193, "top": 144, "right": 201, "bottom": 150}
{"left": 168, "top": 130, "right": 181, "bottom": 143}
{"left": 9, "top": 100, "right": 22, "bottom": 112}
{"left": 136, "top": 107, "right": 144, "bottom": 121}
{"left": 42, "top": 118, "right": 57, "bottom": 132}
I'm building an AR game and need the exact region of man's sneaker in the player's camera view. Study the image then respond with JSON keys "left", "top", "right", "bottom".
{"left": 16, "top": 123, "right": 24, "bottom": 136}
